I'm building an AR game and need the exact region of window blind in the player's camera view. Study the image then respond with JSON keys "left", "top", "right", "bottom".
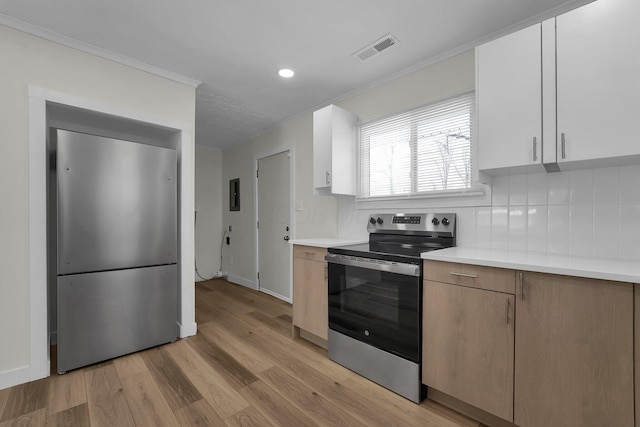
{"left": 358, "top": 92, "right": 474, "bottom": 199}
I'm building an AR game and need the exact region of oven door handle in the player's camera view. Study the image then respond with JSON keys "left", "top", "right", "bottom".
{"left": 325, "top": 254, "right": 420, "bottom": 277}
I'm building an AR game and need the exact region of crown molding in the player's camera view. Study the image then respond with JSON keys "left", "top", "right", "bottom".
{"left": 0, "top": 13, "right": 200, "bottom": 88}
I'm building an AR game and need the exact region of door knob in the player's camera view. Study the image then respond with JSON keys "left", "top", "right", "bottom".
{"left": 284, "top": 236, "right": 290, "bottom": 241}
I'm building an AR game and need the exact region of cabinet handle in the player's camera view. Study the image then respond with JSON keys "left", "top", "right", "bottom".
{"left": 324, "top": 265, "right": 327, "bottom": 280}
{"left": 304, "top": 251, "right": 315, "bottom": 257}
{"left": 519, "top": 271, "right": 524, "bottom": 301}
{"left": 449, "top": 272, "right": 477, "bottom": 278}
{"left": 326, "top": 171, "right": 331, "bottom": 185}
{"left": 505, "top": 298, "right": 510, "bottom": 324}
{"left": 561, "top": 133, "right": 566, "bottom": 159}
{"left": 532, "top": 136, "right": 537, "bottom": 162}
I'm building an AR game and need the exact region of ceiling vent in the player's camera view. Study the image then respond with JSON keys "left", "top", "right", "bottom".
{"left": 353, "top": 33, "right": 400, "bottom": 62}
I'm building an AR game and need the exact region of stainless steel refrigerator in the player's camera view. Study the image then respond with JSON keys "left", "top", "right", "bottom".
{"left": 54, "top": 129, "right": 178, "bottom": 373}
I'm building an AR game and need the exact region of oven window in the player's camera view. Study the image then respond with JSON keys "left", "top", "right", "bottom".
{"left": 328, "top": 263, "right": 421, "bottom": 362}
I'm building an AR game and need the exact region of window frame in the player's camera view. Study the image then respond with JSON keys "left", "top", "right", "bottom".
{"left": 356, "top": 91, "right": 479, "bottom": 201}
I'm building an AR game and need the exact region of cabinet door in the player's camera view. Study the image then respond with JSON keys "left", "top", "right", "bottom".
{"left": 423, "top": 281, "right": 514, "bottom": 421}
{"left": 636, "top": 284, "right": 640, "bottom": 427}
{"left": 312, "top": 106, "right": 333, "bottom": 189}
{"left": 292, "top": 257, "right": 328, "bottom": 340}
{"left": 556, "top": 0, "right": 640, "bottom": 164}
{"left": 515, "top": 272, "right": 633, "bottom": 427}
{"left": 312, "top": 105, "right": 356, "bottom": 195}
{"left": 477, "top": 23, "right": 542, "bottom": 172}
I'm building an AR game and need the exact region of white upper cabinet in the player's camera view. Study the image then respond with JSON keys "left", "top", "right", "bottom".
{"left": 313, "top": 105, "right": 356, "bottom": 195}
{"left": 478, "top": 0, "right": 640, "bottom": 175}
{"left": 477, "top": 23, "right": 543, "bottom": 173}
{"left": 556, "top": 0, "right": 640, "bottom": 166}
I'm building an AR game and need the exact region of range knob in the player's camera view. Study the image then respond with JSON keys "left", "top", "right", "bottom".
{"left": 431, "top": 217, "right": 440, "bottom": 225}
{"left": 369, "top": 217, "right": 376, "bottom": 225}
{"left": 441, "top": 217, "right": 450, "bottom": 226}
{"left": 376, "top": 217, "right": 384, "bottom": 225}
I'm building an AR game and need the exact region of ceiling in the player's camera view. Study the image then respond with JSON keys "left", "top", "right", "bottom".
{"left": 0, "top": 0, "right": 593, "bottom": 149}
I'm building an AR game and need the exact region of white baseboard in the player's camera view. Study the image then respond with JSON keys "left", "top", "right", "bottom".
{"left": 259, "top": 287, "right": 292, "bottom": 303}
{"left": 178, "top": 321, "right": 197, "bottom": 338}
{"left": 30, "top": 360, "right": 50, "bottom": 383}
{"left": 226, "top": 275, "right": 257, "bottom": 290}
{"left": 0, "top": 363, "right": 51, "bottom": 391}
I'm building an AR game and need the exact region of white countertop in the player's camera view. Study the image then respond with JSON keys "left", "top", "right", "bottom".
{"left": 289, "top": 238, "right": 367, "bottom": 248}
{"left": 422, "top": 247, "right": 640, "bottom": 284}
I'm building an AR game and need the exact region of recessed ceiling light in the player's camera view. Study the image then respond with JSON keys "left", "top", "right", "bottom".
{"left": 278, "top": 68, "right": 294, "bottom": 78}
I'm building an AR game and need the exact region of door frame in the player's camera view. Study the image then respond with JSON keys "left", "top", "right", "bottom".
{"left": 24, "top": 86, "right": 196, "bottom": 387}
{"left": 254, "top": 146, "right": 295, "bottom": 303}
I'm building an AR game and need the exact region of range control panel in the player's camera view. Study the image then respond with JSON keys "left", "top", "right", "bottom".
{"left": 392, "top": 215, "right": 422, "bottom": 225}
{"left": 367, "top": 213, "right": 456, "bottom": 237}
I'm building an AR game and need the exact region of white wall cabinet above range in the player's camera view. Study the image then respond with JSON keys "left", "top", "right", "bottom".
{"left": 555, "top": 0, "right": 640, "bottom": 167}
{"left": 477, "top": 23, "right": 544, "bottom": 173}
{"left": 313, "top": 104, "right": 356, "bottom": 195}
{"left": 477, "top": 0, "right": 640, "bottom": 175}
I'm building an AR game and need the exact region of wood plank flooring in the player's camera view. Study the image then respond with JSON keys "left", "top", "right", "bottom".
{"left": 0, "top": 279, "right": 484, "bottom": 426}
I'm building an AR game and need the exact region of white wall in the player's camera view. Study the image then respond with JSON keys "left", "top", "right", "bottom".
{"left": 221, "top": 45, "right": 640, "bottom": 290}
{"left": 338, "top": 51, "right": 475, "bottom": 124}
{"left": 221, "top": 115, "right": 339, "bottom": 287}
{"left": 0, "top": 24, "right": 195, "bottom": 388}
{"left": 220, "top": 51, "right": 475, "bottom": 287}
{"left": 195, "top": 145, "right": 223, "bottom": 279}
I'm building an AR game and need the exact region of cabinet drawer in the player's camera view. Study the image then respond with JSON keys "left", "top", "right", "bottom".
{"left": 293, "top": 245, "right": 327, "bottom": 262}
{"left": 424, "top": 260, "right": 515, "bottom": 294}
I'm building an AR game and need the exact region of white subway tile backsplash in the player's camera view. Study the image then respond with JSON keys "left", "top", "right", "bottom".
{"left": 527, "top": 173, "right": 548, "bottom": 206}
{"left": 593, "top": 167, "right": 619, "bottom": 205}
{"left": 618, "top": 204, "right": 640, "bottom": 260}
{"left": 547, "top": 172, "right": 570, "bottom": 205}
{"left": 619, "top": 165, "right": 640, "bottom": 204}
{"left": 477, "top": 165, "right": 640, "bottom": 260}
{"left": 547, "top": 205, "right": 570, "bottom": 254}
{"left": 593, "top": 205, "right": 619, "bottom": 259}
{"left": 509, "top": 175, "right": 528, "bottom": 206}
{"left": 336, "top": 165, "right": 640, "bottom": 262}
{"left": 527, "top": 207, "right": 547, "bottom": 252}
{"left": 492, "top": 175, "right": 509, "bottom": 206}
{"left": 491, "top": 207, "right": 509, "bottom": 250}
{"left": 456, "top": 207, "right": 476, "bottom": 248}
{"left": 569, "top": 169, "right": 593, "bottom": 206}
{"left": 569, "top": 205, "right": 593, "bottom": 257}
{"left": 508, "top": 206, "right": 527, "bottom": 251}
{"left": 475, "top": 207, "right": 492, "bottom": 248}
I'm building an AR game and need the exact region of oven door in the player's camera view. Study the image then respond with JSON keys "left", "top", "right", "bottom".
{"left": 326, "top": 254, "right": 422, "bottom": 363}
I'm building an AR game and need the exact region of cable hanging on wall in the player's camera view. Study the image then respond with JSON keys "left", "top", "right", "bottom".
{"left": 194, "top": 211, "right": 226, "bottom": 281}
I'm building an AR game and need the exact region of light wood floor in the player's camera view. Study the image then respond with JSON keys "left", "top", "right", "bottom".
{"left": 0, "top": 279, "right": 484, "bottom": 426}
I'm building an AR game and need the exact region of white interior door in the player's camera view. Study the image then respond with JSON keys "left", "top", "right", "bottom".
{"left": 257, "top": 151, "right": 291, "bottom": 301}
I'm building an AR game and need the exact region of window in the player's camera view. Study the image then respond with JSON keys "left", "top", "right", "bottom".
{"left": 358, "top": 92, "right": 474, "bottom": 199}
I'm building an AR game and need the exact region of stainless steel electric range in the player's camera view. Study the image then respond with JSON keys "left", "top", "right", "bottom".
{"left": 326, "top": 213, "right": 456, "bottom": 403}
